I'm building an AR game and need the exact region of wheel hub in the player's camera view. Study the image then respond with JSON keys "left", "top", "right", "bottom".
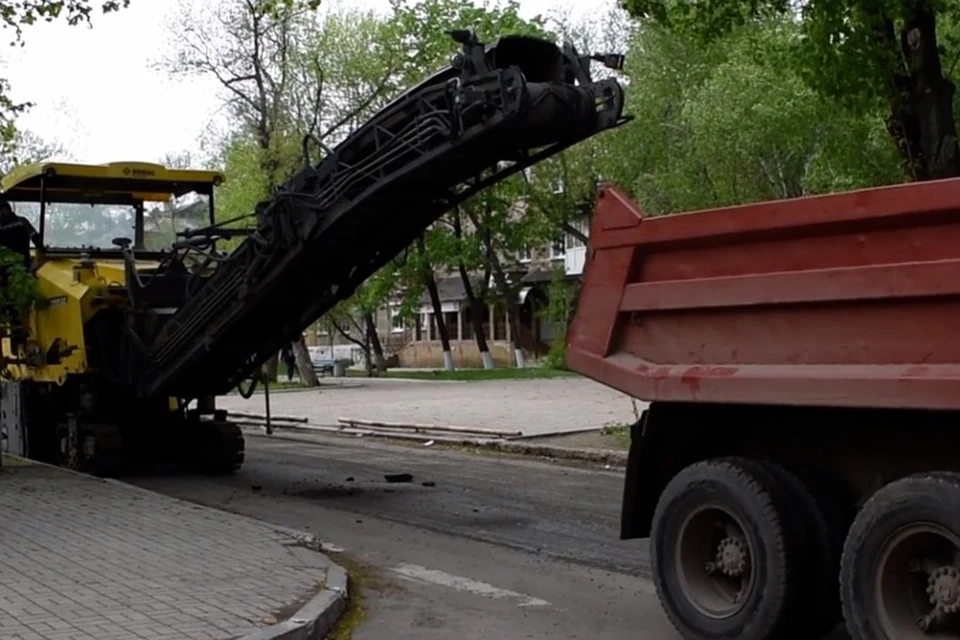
{"left": 928, "top": 566, "right": 960, "bottom": 614}
{"left": 716, "top": 536, "right": 749, "bottom": 577}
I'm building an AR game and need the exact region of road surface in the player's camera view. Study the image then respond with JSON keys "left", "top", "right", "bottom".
{"left": 219, "top": 376, "right": 640, "bottom": 437}
{"left": 128, "top": 432, "right": 848, "bottom": 639}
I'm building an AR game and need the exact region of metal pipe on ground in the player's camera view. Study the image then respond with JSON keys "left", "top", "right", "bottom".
{"left": 337, "top": 417, "right": 521, "bottom": 438}
{"left": 236, "top": 420, "right": 454, "bottom": 443}
{"left": 227, "top": 411, "right": 308, "bottom": 424}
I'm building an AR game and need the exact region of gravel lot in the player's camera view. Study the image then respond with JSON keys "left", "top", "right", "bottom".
{"left": 219, "top": 376, "right": 641, "bottom": 437}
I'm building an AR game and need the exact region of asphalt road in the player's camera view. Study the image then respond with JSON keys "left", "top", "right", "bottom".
{"left": 127, "top": 431, "right": 674, "bottom": 639}
{"left": 127, "top": 433, "right": 849, "bottom": 640}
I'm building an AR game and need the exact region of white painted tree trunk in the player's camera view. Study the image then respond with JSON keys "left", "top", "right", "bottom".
{"left": 481, "top": 351, "right": 495, "bottom": 370}
{"left": 514, "top": 348, "right": 527, "bottom": 369}
{"left": 442, "top": 350, "right": 455, "bottom": 371}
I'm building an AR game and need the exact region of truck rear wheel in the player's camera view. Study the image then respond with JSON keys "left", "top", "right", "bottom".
{"left": 841, "top": 472, "right": 960, "bottom": 639}
{"left": 650, "top": 458, "right": 798, "bottom": 640}
{"left": 763, "top": 462, "right": 851, "bottom": 636}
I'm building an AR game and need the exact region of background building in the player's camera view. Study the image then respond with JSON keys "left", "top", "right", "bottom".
{"left": 305, "top": 213, "right": 590, "bottom": 369}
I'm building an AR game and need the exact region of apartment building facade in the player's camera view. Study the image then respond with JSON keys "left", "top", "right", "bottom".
{"left": 306, "top": 211, "right": 590, "bottom": 369}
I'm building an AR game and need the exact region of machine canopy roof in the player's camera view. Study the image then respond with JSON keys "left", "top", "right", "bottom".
{"left": 0, "top": 161, "right": 225, "bottom": 204}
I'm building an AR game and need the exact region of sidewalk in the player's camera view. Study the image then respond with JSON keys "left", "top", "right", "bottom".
{"left": 221, "top": 376, "right": 639, "bottom": 438}
{"left": 0, "top": 456, "right": 346, "bottom": 640}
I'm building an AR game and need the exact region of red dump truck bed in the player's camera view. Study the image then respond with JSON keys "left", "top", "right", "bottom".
{"left": 566, "top": 180, "right": 960, "bottom": 411}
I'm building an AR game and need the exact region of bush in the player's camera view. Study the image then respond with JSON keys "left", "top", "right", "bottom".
{"left": 545, "top": 337, "right": 567, "bottom": 370}
{"left": 0, "top": 247, "right": 43, "bottom": 325}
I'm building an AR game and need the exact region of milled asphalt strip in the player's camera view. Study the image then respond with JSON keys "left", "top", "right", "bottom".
{"left": 5, "top": 454, "right": 350, "bottom": 640}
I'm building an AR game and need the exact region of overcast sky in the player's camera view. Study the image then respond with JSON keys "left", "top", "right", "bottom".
{"left": 0, "top": 0, "right": 612, "bottom": 166}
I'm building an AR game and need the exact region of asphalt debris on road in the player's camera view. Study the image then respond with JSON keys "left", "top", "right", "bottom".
{"left": 384, "top": 472, "right": 413, "bottom": 483}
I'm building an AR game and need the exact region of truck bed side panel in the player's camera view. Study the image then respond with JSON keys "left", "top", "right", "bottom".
{"left": 567, "top": 181, "right": 960, "bottom": 410}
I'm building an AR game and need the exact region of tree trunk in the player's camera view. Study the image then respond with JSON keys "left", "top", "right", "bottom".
{"left": 453, "top": 208, "right": 492, "bottom": 368}
{"left": 459, "top": 262, "right": 493, "bottom": 369}
{"left": 886, "top": 5, "right": 960, "bottom": 180}
{"left": 363, "top": 329, "right": 374, "bottom": 376}
{"left": 332, "top": 317, "right": 370, "bottom": 376}
{"left": 365, "top": 312, "right": 387, "bottom": 374}
{"left": 464, "top": 206, "right": 525, "bottom": 367}
{"left": 489, "top": 256, "right": 526, "bottom": 368}
{"left": 292, "top": 336, "right": 318, "bottom": 386}
{"left": 418, "top": 237, "right": 454, "bottom": 371}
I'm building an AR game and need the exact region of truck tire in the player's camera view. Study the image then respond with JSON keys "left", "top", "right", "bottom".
{"left": 762, "top": 462, "right": 850, "bottom": 637}
{"left": 650, "top": 458, "right": 799, "bottom": 640}
{"left": 841, "top": 471, "right": 960, "bottom": 639}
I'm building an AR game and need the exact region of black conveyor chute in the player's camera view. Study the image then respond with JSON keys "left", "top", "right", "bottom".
{"left": 128, "top": 30, "right": 627, "bottom": 400}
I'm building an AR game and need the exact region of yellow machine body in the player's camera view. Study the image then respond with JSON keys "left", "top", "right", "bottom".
{"left": 0, "top": 160, "right": 223, "bottom": 386}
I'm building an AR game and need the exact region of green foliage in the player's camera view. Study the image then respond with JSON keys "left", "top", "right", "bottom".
{"left": 0, "top": 247, "right": 42, "bottom": 321}
{"left": 619, "top": 0, "right": 960, "bottom": 179}
{"left": 544, "top": 267, "right": 572, "bottom": 324}
{"left": 544, "top": 338, "right": 566, "bottom": 370}
{"left": 215, "top": 135, "right": 278, "bottom": 222}
{"left": 389, "top": 0, "right": 551, "bottom": 85}
{"left": 542, "top": 268, "right": 573, "bottom": 370}
{"left": 602, "top": 20, "right": 902, "bottom": 214}
{"left": 620, "top": 0, "right": 788, "bottom": 40}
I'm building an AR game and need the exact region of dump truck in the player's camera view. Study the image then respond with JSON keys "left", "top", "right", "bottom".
{"left": 566, "top": 183, "right": 960, "bottom": 639}
{"left": 0, "top": 30, "right": 626, "bottom": 476}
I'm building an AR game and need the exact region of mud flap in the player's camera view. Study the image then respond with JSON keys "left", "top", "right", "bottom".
{"left": 620, "top": 406, "right": 667, "bottom": 540}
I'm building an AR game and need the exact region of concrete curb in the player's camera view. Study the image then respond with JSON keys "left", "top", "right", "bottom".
{"left": 475, "top": 439, "right": 628, "bottom": 467}
{"left": 2, "top": 454, "right": 350, "bottom": 640}
{"left": 242, "top": 425, "right": 628, "bottom": 468}
{"left": 237, "top": 561, "right": 347, "bottom": 640}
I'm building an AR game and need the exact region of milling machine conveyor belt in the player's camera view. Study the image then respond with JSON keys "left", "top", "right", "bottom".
{"left": 132, "top": 31, "right": 626, "bottom": 400}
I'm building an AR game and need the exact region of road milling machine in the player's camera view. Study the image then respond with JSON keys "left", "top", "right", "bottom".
{"left": 0, "top": 31, "right": 625, "bottom": 476}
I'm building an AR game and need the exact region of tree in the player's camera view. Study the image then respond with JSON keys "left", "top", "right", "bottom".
{"left": 595, "top": 19, "right": 902, "bottom": 215}
{"left": 327, "top": 270, "right": 397, "bottom": 376}
{"left": 0, "top": 128, "right": 66, "bottom": 174}
{"left": 158, "top": 0, "right": 403, "bottom": 385}
{"left": 451, "top": 207, "right": 493, "bottom": 368}
{"left": 389, "top": 0, "right": 550, "bottom": 83}
{"left": 159, "top": 0, "right": 317, "bottom": 384}
{"left": 621, "top": 0, "right": 960, "bottom": 181}
{"left": 386, "top": 0, "right": 551, "bottom": 369}
{"left": 457, "top": 178, "right": 536, "bottom": 367}
{"left": 415, "top": 234, "right": 455, "bottom": 370}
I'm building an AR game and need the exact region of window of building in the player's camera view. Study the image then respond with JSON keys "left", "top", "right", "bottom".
{"left": 390, "top": 305, "right": 405, "bottom": 333}
{"left": 517, "top": 246, "right": 532, "bottom": 263}
{"left": 565, "top": 216, "right": 589, "bottom": 249}
{"left": 550, "top": 235, "right": 566, "bottom": 259}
